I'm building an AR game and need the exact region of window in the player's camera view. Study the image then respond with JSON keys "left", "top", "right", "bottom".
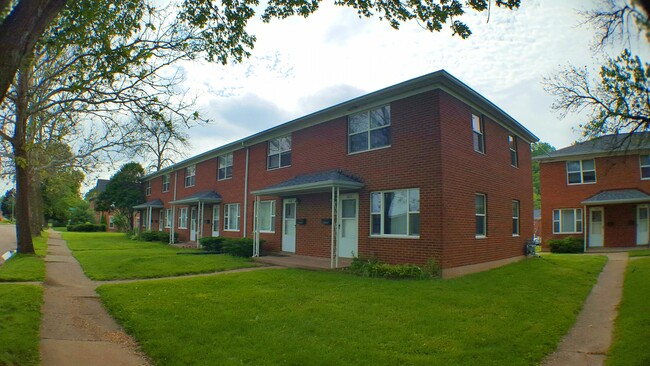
{"left": 476, "top": 194, "right": 487, "bottom": 237}
{"left": 218, "top": 153, "right": 233, "bottom": 180}
{"left": 512, "top": 200, "right": 520, "bottom": 236}
{"left": 258, "top": 201, "right": 276, "bottom": 233}
{"left": 178, "top": 207, "right": 188, "bottom": 229}
{"left": 268, "top": 135, "right": 291, "bottom": 169}
{"left": 349, "top": 105, "right": 391, "bottom": 154}
{"left": 162, "top": 174, "right": 170, "bottom": 192}
{"left": 472, "top": 114, "right": 485, "bottom": 153}
{"left": 509, "top": 135, "right": 518, "bottom": 167}
{"left": 185, "top": 165, "right": 196, "bottom": 187}
{"left": 165, "top": 208, "right": 172, "bottom": 228}
{"left": 370, "top": 188, "right": 419, "bottom": 237}
{"left": 641, "top": 155, "right": 650, "bottom": 179}
{"left": 109, "top": 216, "right": 114, "bottom": 229}
{"left": 145, "top": 181, "right": 151, "bottom": 196}
{"left": 553, "top": 208, "right": 583, "bottom": 233}
{"left": 224, "top": 203, "right": 240, "bottom": 231}
{"left": 566, "top": 160, "right": 596, "bottom": 184}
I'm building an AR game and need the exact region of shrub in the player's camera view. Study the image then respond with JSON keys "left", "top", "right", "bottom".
{"left": 349, "top": 255, "right": 437, "bottom": 280}
{"left": 221, "top": 238, "right": 265, "bottom": 257}
{"left": 549, "top": 237, "right": 584, "bottom": 253}
{"left": 199, "top": 237, "right": 226, "bottom": 252}
{"left": 67, "top": 223, "right": 106, "bottom": 232}
{"left": 139, "top": 231, "right": 159, "bottom": 242}
{"left": 157, "top": 231, "right": 177, "bottom": 244}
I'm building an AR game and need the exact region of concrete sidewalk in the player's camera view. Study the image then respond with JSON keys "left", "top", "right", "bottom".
{"left": 39, "top": 230, "right": 149, "bottom": 366}
{"left": 541, "top": 252, "right": 628, "bottom": 366}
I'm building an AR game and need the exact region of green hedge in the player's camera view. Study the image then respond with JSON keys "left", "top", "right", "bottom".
{"left": 138, "top": 231, "right": 177, "bottom": 243}
{"left": 349, "top": 256, "right": 440, "bottom": 279}
{"left": 67, "top": 223, "right": 106, "bottom": 232}
{"left": 548, "top": 237, "right": 584, "bottom": 253}
{"left": 199, "top": 237, "right": 226, "bottom": 251}
{"left": 198, "top": 237, "right": 265, "bottom": 257}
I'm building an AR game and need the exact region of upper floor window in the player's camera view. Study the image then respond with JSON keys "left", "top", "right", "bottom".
{"left": 640, "top": 155, "right": 650, "bottom": 179}
{"left": 512, "top": 200, "right": 520, "bottom": 236}
{"left": 553, "top": 208, "right": 583, "bottom": 234}
{"left": 476, "top": 193, "right": 487, "bottom": 237}
{"left": 145, "top": 181, "right": 151, "bottom": 196}
{"left": 472, "top": 114, "right": 485, "bottom": 153}
{"left": 162, "top": 174, "right": 170, "bottom": 192}
{"left": 218, "top": 153, "right": 233, "bottom": 180}
{"left": 185, "top": 165, "right": 196, "bottom": 187}
{"left": 349, "top": 105, "right": 391, "bottom": 154}
{"left": 268, "top": 135, "right": 291, "bottom": 170}
{"left": 370, "top": 188, "right": 419, "bottom": 237}
{"left": 566, "top": 159, "right": 596, "bottom": 185}
{"left": 509, "top": 135, "right": 518, "bottom": 167}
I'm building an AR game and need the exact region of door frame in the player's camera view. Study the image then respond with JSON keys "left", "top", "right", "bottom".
{"left": 338, "top": 193, "right": 359, "bottom": 258}
{"left": 637, "top": 204, "right": 649, "bottom": 245}
{"left": 212, "top": 204, "right": 220, "bottom": 237}
{"left": 588, "top": 206, "right": 604, "bottom": 248}
{"left": 190, "top": 206, "right": 198, "bottom": 241}
{"left": 282, "top": 199, "right": 297, "bottom": 253}
{"left": 159, "top": 209, "right": 164, "bottom": 231}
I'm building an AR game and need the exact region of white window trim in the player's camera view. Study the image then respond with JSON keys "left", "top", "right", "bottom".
{"left": 165, "top": 208, "right": 172, "bottom": 228}
{"left": 267, "top": 135, "right": 292, "bottom": 170}
{"left": 185, "top": 165, "right": 196, "bottom": 188}
{"left": 552, "top": 208, "right": 583, "bottom": 234}
{"left": 348, "top": 105, "right": 391, "bottom": 155}
{"left": 224, "top": 203, "right": 240, "bottom": 232}
{"left": 145, "top": 181, "right": 151, "bottom": 196}
{"left": 640, "top": 155, "right": 650, "bottom": 180}
{"left": 476, "top": 193, "right": 487, "bottom": 238}
{"left": 218, "top": 153, "right": 233, "bottom": 181}
{"left": 178, "top": 207, "right": 188, "bottom": 229}
{"left": 509, "top": 135, "right": 518, "bottom": 168}
{"left": 566, "top": 159, "right": 597, "bottom": 185}
{"left": 512, "top": 200, "right": 520, "bottom": 237}
{"left": 472, "top": 114, "right": 485, "bottom": 154}
{"left": 162, "top": 174, "right": 170, "bottom": 192}
{"left": 369, "top": 188, "right": 420, "bottom": 238}
{"left": 258, "top": 200, "right": 276, "bottom": 233}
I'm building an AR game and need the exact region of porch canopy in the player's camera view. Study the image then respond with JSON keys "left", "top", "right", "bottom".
{"left": 250, "top": 170, "right": 364, "bottom": 268}
{"left": 133, "top": 199, "right": 164, "bottom": 231}
{"left": 169, "top": 191, "right": 222, "bottom": 244}
{"left": 581, "top": 189, "right": 650, "bottom": 205}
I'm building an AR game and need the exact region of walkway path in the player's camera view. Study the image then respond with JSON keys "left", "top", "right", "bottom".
{"left": 0, "top": 224, "right": 17, "bottom": 265}
{"left": 542, "top": 252, "right": 628, "bottom": 366}
{"left": 40, "top": 230, "right": 149, "bottom": 366}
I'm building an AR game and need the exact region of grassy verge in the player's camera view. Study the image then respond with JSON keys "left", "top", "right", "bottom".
{"left": 0, "top": 232, "right": 48, "bottom": 282}
{"left": 98, "top": 254, "right": 606, "bottom": 366}
{"left": 61, "top": 231, "right": 256, "bottom": 280}
{"left": 0, "top": 285, "right": 43, "bottom": 365}
{"left": 629, "top": 249, "right": 650, "bottom": 257}
{"left": 607, "top": 257, "right": 650, "bottom": 366}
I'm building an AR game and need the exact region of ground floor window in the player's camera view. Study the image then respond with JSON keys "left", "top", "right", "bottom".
{"left": 476, "top": 194, "right": 486, "bottom": 237}
{"left": 165, "top": 208, "right": 172, "bottom": 228}
{"left": 224, "top": 203, "right": 240, "bottom": 231}
{"left": 258, "top": 200, "right": 275, "bottom": 233}
{"left": 370, "top": 188, "right": 419, "bottom": 237}
{"left": 553, "top": 208, "right": 583, "bottom": 233}
{"left": 109, "top": 216, "right": 114, "bottom": 229}
{"left": 512, "top": 200, "right": 520, "bottom": 236}
{"left": 178, "top": 207, "right": 188, "bottom": 229}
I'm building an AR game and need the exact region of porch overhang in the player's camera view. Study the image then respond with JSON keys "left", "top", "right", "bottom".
{"left": 251, "top": 170, "right": 364, "bottom": 197}
{"left": 132, "top": 199, "right": 164, "bottom": 210}
{"left": 169, "top": 191, "right": 222, "bottom": 205}
{"left": 581, "top": 189, "right": 650, "bottom": 205}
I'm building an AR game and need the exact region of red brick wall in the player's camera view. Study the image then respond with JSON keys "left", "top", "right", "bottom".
{"left": 539, "top": 154, "right": 650, "bottom": 248}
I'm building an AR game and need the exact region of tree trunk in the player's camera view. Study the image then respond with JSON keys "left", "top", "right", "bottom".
{"left": 28, "top": 169, "right": 44, "bottom": 236}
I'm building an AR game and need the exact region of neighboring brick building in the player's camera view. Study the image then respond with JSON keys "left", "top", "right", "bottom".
{"left": 536, "top": 132, "right": 650, "bottom": 250}
{"left": 134, "top": 70, "right": 538, "bottom": 277}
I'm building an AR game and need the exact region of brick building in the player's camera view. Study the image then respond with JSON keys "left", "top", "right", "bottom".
{"left": 135, "top": 70, "right": 538, "bottom": 277}
{"left": 536, "top": 132, "right": 650, "bottom": 250}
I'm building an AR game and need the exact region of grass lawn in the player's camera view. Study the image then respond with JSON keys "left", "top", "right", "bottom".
{"left": 0, "top": 232, "right": 48, "bottom": 282}
{"left": 0, "top": 285, "right": 43, "bottom": 365}
{"left": 61, "top": 232, "right": 257, "bottom": 280}
{"left": 607, "top": 257, "right": 650, "bottom": 366}
{"left": 628, "top": 249, "right": 650, "bottom": 257}
{"left": 98, "top": 254, "right": 606, "bottom": 366}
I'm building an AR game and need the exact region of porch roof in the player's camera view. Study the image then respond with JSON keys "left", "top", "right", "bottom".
{"left": 251, "top": 170, "right": 364, "bottom": 196}
{"left": 133, "top": 199, "right": 164, "bottom": 209}
{"left": 581, "top": 189, "right": 650, "bottom": 205}
{"left": 169, "top": 190, "right": 222, "bottom": 205}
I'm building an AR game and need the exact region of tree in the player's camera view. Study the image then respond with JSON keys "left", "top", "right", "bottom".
{"left": 1, "top": 188, "right": 16, "bottom": 220}
{"left": 531, "top": 142, "right": 556, "bottom": 209}
{"left": 96, "top": 162, "right": 145, "bottom": 230}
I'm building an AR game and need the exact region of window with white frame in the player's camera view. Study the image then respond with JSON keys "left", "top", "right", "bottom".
{"left": 370, "top": 188, "right": 419, "bottom": 237}
{"left": 512, "top": 200, "right": 520, "bottom": 236}
{"left": 185, "top": 165, "right": 196, "bottom": 187}
{"left": 178, "top": 207, "right": 188, "bottom": 229}
{"left": 509, "top": 135, "right": 518, "bottom": 167}
{"left": 109, "top": 216, "right": 114, "bottom": 229}
{"left": 218, "top": 153, "right": 233, "bottom": 180}
{"left": 268, "top": 135, "right": 291, "bottom": 169}
{"left": 162, "top": 174, "right": 170, "bottom": 192}
{"left": 553, "top": 208, "right": 583, "bottom": 233}
{"left": 640, "top": 155, "right": 650, "bottom": 179}
{"left": 165, "top": 208, "right": 172, "bottom": 228}
{"left": 224, "top": 203, "right": 240, "bottom": 231}
{"left": 349, "top": 105, "right": 391, "bottom": 154}
{"left": 258, "top": 201, "right": 276, "bottom": 233}
{"left": 566, "top": 160, "right": 596, "bottom": 184}
{"left": 476, "top": 193, "right": 487, "bottom": 237}
{"left": 472, "top": 114, "right": 485, "bottom": 153}
{"left": 145, "top": 181, "right": 151, "bottom": 196}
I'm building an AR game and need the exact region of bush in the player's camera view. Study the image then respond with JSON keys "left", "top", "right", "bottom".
{"left": 135, "top": 231, "right": 177, "bottom": 243}
{"left": 349, "top": 255, "right": 438, "bottom": 279}
{"left": 549, "top": 237, "right": 584, "bottom": 253}
{"left": 157, "top": 231, "right": 177, "bottom": 244}
{"left": 67, "top": 223, "right": 106, "bottom": 232}
{"left": 199, "top": 237, "right": 226, "bottom": 252}
{"left": 139, "top": 231, "right": 159, "bottom": 242}
{"left": 221, "top": 238, "right": 265, "bottom": 257}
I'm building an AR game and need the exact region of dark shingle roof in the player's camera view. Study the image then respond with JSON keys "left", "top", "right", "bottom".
{"left": 252, "top": 170, "right": 364, "bottom": 196}
{"left": 581, "top": 189, "right": 650, "bottom": 205}
{"left": 170, "top": 191, "right": 222, "bottom": 205}
{"left": 133, "top": 199, "right": 165, "bottom": 209}
{"left": 536, "top": 132, "right": 650, "bottom": 161}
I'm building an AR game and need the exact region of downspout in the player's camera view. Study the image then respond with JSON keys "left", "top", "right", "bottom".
{"left": 243, "top": 145, "right": 250, "bottom": 238}
{"left": 335, "top": 186, "right": 340, "bottom": 268}
{"left": 171, "top": 171, "right": 177, "bottom": 245}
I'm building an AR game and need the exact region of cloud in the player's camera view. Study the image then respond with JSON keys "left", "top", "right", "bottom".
{"left": 296, "top": 84, "right": 367, "bottom": 115}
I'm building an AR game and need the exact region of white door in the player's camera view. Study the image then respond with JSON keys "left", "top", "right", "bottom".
{"left": 282, "top": 199, "right": 297, "bottom": 253}
{"left": 190, "top": 207, "right": 197, "bottom": 241}
{"left": 159, "top": 210, "right": 164, "bottom": 231}
{"left": 212, "top": 205, "right": 220, "bottom": 237}
{"left": 637, "top": 204, "right": 649, "bottom": 245}
{"left": 589, "top": 207, "right": 604, "bottom": 248}
{"left": 338, "top": 194, "right": 359, "bottom": 258}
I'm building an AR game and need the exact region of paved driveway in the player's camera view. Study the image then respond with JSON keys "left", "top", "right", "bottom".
{"left": 0, "top": 224, "right": 17, "bottom": 265}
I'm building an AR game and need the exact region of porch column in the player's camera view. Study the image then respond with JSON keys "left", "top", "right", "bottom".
{"left": 170, "top": 205, "right": 176, "bottom": 244}
{"left": 148, "top": 206, "right": 152, "bottom": 231}
{"left": 583, "top": 205, "right": 587, "bottom": 252}
{"left": 253, "top": 196, "right": 260, "bottom": 257}
{"left": 335, "top": 186, "right": 340, "bottom": 268}
{"left": 330, "top": 187, "right": 335, "bottom": 269}
{"left": 198, "top": 202, "right": 204, "bottom": 244}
